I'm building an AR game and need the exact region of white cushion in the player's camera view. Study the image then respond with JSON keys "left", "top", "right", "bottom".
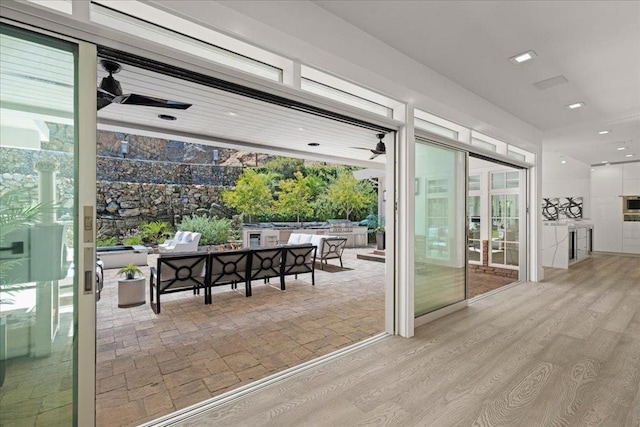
{"left": 174, "top": 231, "right": 185, "bottom": 242}
{"left": 287, "top": 233, "right": 301, "bottom": 244}
{"left": 182, "top": 232, "right": 194, "bottom": 243}
{"left": 299, "top": 234, "right": 313, "bottom": 244}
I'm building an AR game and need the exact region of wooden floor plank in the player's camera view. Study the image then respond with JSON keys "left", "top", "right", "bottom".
{"left": 178, "top": 255, "right": 640, "bottom": 427}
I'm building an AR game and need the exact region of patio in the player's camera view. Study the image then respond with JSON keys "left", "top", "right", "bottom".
{"left": 95, "top": 247, "right": 385, "bottom": 427}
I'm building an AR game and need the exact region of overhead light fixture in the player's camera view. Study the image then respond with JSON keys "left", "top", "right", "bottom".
{"left": 566, "top": 102, "right": 586, "bottom": 110}
{"left": 228, "top": 112, "right": 237, "bottom": 116}
{"left": 617, "top": 147, "right": 627, "bottom": 151}
{"left": 158, "top": 114, "right": 177, "bottom": 121}
{"left": 598, "top": 130, "right": 611, "bottom": 135}
{"left": 601, "top": 160, "right": 608, "bottom": 164}
{"left": 307, "top": 142, "right": 320, "bottom": 147}
{"left": 509, "top": 50, "right": 537, "bottom": 64}
{"left": 561, "top": 160, "right": 567, "bottom": 164}
{"left": 298, "top": 127, "right": 305, "bottom": 131}
{"left": 626, "top": 154, "right": 634, "bottom": 158}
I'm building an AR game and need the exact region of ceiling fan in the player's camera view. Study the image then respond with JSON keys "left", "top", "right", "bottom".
{"left": 352, "top": 133, "right": 387, "bottom": 159}
{"left": 97, "top": 59, "right": 192, "bottom": 111}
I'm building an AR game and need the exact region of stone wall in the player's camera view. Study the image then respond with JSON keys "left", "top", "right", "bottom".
{"left": 96, "top": 181, "right": 235, "bottom": 237}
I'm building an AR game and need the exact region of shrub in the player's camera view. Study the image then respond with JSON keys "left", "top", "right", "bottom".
{"left": 139, "top": 221, "right": 172, "bottom": 244}
{"left": 96, "top": 236, "right": 118, "bottom": 247}
{"left": 178, "top": 214, "right": 231, "bottom": 246}
{"left": 123, "top": 236, "right": 143, "bottom": 246}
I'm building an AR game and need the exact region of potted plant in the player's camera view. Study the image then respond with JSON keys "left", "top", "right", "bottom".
{"left": 117, "top": 262, "right": 143, "bottom": 280}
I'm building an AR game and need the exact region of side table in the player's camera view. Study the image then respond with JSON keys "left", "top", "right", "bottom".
{"left": 118, "top": 277, "right": 146, "bottom": 308}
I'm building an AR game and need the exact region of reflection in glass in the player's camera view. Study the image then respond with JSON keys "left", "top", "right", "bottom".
{"left": 0, "top": 26, "right": 76, "bottom": 425}
{"left": 414, "top": 142, "right": 466, "bottom": 317}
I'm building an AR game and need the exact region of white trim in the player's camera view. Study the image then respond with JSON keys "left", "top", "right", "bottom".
{"left": 140, "top": 333, "right": 390, "bottom": 426}
{"left": 77, "top": 40, "right": 98, "bottom": 427}
{"left": 397, "top": 105, "right": 415, "bottom": 337}
{"left": 414, "top": 300, "right": 468, "bottom": 328}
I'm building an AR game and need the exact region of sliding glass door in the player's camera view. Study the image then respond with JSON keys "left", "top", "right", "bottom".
{"left": 0, "top": 23, "right": 96, "bottom": 426}
{"left": 414, "top": 140, "right": 467, "bottom": 316}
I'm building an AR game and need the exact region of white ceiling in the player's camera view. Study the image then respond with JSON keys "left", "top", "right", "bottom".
{"left": 96, "top": 61, "right": 387, "bottom": 169}
{"left": 313, "top": 0, "right": 640, "bottom": 166}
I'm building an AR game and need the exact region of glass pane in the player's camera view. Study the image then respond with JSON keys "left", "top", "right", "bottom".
{"left": 415, "top": 117, "right": 459, "bottom": 140}
{"left": 491, "top": 172, "right": 505, "bottom": 189}
{"left": 469, "top": 174, "right": 481, "bottom": 191}
{"left": 0, "top": 25, "right": 76, "bottom": 425}
{"left": 91, "top": 3, "right": 282, "bottom": 82}
{"left": 301, "top": 78, "right": 393, "bottom": 118}
{"left": 415, "top": 142, "right": 466, "bottom": 316}
{"left": 505, "top": 243, "right": 519, "bottom": 266}
{"left": 471, "top": 138, "right": 497, "bottom": 152}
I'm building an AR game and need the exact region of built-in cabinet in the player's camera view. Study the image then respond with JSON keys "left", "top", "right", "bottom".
{"left": 542, "top": 222, "right": 593, "bottom": 268}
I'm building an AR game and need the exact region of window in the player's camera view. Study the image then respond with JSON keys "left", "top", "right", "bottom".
{"left": 489, "top": 171, "right": 520, "bottom": 268}
{"left": 471, "top": 131, "right": 508, "bottom": 155}
{"left": 91, "top": 2, "right": 284, "bottom": 82}
{"left": 301, "top": 78, "right": 393, "bottom": 117}
{"left": 415, "top": 117, "right": 459, "bottom": 140}
{"left": 26, "top": 0, "right": 72, "bottom": 14}
{"left": 471, "top": 137, "right": 498, "bottom": 152}
{"left": 301, "top": 65, "right": 402, "bottom": 119}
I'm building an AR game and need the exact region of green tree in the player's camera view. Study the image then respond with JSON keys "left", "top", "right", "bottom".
{"left": 326, "top": 172, "right": 374, "bottom": 220}
{"left": 222, "top": 169, "right": 273, "bottom": 222}
{"left": 263, "top": 157, "right": 305, "bottom": 180}
{"left": 275, "top": 171, "right": 314, "bottom": 222}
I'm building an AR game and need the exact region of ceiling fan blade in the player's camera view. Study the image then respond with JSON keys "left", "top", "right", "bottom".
{"left": 112, "top": 93, "right": 192, "bottom": 109}
{"left": 97, "top": 88, "right": 115, "bottom": 111}
{"left": 350, "top": 147, "right": 372, "bottom": 151}
{"left": 369, "top": 152, "right": 381, "bottom": 160}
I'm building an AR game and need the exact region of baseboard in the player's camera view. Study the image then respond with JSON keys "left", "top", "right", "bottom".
{"left": 592, "top": 251, "right": 640, "bottom": 257}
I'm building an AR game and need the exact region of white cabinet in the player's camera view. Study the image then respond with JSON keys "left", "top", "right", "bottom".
{"left": 542, "top": 222, "right": 593, "bottom": 269}
{"left": 622, "top": 221, "right": 640, "bottom": 254}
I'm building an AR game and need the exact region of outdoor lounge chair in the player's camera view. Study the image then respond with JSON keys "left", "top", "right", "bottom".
{"left": 281, "top": 244, "right": 317, "bottom": 289}
{"left": 208, "top": 249, "right": 252, "bottom": 298}
{"left": 158, "top": 232, "right": 201, "bottom": 253}
{"left": 310, "top": 235, "right": 347, "bottom": 269}
{"left": 248, "top": 247, "right": 284, "bottom": 290}
{"left": 150, "top": 252, "right": 208, "bottom": 314}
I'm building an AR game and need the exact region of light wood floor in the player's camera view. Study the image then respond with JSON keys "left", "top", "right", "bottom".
{"left": 176, "top": 254, "right": 640, "bottom": 426}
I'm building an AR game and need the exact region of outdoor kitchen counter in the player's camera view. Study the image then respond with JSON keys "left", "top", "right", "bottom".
{"left": 242, "top": 226, "right": 368, "bottom": 248}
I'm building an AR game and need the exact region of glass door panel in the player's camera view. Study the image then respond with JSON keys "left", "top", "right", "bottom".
{"left": 0, "top": 25, "right": 78, "bottom": 425}
{"left": 414, "top": 141, "right": 466, "bottom": 317}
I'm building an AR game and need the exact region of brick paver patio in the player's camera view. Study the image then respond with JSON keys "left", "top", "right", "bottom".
{"left": 96, "top": 247, "right": 386, "bottom": 427}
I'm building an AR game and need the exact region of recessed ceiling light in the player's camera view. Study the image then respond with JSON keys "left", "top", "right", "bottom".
{"left": 566, "top": 102, "right": 586, "bottom": 110}
{"left": 626, "top": 154, "right": 634, "bottom": 158}
{"left": 601, "top": 160, "right": 608, "bottom": 164}
{"left": 591, "top": 168, "right": 595, "bottom": 172}
{"left": 298, "top": 127, "right": 305, "bottom": 131}
{"left": 561, "top": 160, "right": 567, "bottom": 164}
{"left": 158, "top": 114, "right": 177, "bottom": 121}
{"left": 598, "top": 130, "right": 611, "bottom": 135}
{"left": 509, "top": 50, "right": 537, "bottom": 64}
{"left": 307, "top": 142, "right": 320, "bottom": 147}
{"left": 617, "top": 147, "right": 627, "bottom": 151}
{"left": 227, "top": 112, "right": 237, "bottom": 116}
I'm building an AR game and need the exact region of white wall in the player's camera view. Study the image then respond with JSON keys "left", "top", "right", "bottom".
{"left": 542, "top": 151, "right": 591, "bottom": 218}
{"left": 590, "top": 162, "right": 640, "bottom": 253}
